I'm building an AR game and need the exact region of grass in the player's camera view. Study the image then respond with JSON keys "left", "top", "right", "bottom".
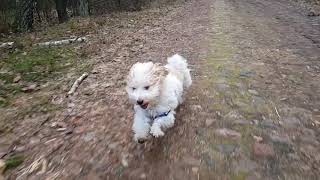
{"left": 0, "top": 45, "right": 89, "bottom": 133}
{"left": 0, "top": 46, "right": 84, "bottom": 107}
{"left": 230, "top": 171, "right": 249, "bottom": 180}
{"left": 4, "top": 155, "right": 24, "bottom": 172}
{"left": 5, "top": 47, "right": 77, "bottom": 82}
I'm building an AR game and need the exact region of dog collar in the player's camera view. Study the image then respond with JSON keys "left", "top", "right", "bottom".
{"left": 153, "top": 110, "right": 171, "bottom": 120}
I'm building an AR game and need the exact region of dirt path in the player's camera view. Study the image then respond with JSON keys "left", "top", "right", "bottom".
{"left": 3, "top": 0, "right": 320, "bottom": 179}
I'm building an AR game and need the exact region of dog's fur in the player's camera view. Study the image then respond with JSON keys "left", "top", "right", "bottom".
{"left": 126, "top": 54, "right": 192, "bottom": 142}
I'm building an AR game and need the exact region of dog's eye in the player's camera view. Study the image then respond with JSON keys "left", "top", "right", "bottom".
{"left": 144, "top": 86, "right": 150, "bottom": 90}
{"left": 132, "top": 87, "right": 136, "bottom": 90}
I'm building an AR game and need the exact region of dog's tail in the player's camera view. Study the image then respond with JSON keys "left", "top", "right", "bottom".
{"left": 166, "top": 54, "right": 192, "bottom": 89}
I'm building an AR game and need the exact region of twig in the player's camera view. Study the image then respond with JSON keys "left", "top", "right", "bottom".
{"left": 35, "top": 37, "right": 87, "bottom": 47}
{"left": 274, "top": 106, "right": 281, "bottom": 119}
{"left": 67, "top": 73, "right": 89, "bottom": 97}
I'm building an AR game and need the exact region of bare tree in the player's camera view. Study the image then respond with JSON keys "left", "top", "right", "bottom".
{"left": 15, "top": 0, "right": 35, "bottom": 32}
{"left": 78, "top": 0, "right": 89, "bottom": 17}
{"left": 55, "top": 0, "right": 68, "bottom": 23}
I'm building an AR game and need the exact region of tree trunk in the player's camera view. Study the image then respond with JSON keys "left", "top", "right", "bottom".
{"left": 15, "top": 0, "right": 35, "bottom": 32}
{"left": 55, "top": 0, "right": 68, "bottom": 23}
{"left": 78, "top": 0, "right": 89, "bottom": 17}
{"left": 133, "top": 0, "right": 142, "bottom": 11}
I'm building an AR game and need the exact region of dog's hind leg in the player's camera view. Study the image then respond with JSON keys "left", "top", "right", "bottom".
{"left": 150, "top": 113, "right": 175, "bottom": 137}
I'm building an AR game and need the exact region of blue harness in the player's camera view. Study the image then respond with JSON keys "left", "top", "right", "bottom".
{"left": 153, "top": 110, "right": 171, "bottom": 120}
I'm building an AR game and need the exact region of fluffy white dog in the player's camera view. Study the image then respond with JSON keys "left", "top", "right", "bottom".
{"left": 126, "top": 54, "right": 192, "bottom": 143}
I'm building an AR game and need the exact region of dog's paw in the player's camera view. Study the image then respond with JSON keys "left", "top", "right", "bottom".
{"left": 150, "top": 125, "right": 164, "bottom": 137}
{"left": 134, "top": 134, "right": 148, "bottom": 143}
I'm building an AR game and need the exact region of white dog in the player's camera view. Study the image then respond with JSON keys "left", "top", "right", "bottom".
{"left": 126, "top": 54, "right": 192, "bottom": 143}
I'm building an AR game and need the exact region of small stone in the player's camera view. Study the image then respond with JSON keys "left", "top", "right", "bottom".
{"left": 108, "top": 142, "right": 118, "bottom": 150}
{"left": 201, "top": 153, "right": 214, "bottom": 167}
{"left": 232, "top": 158, "right": 258, "bottom": 173}
{"left": 308, "top": 10, "right": 320, "bottom": 17}
{"left": 282, "top": 117, "right": 300, "bottom": 128}
{"left": 248, "top": 89, "right": 259, "bottom": 95}
{"left": 191, "top": 105, "right": 202, "bottom": 111}
{"left": 195, "top": 128, "right": 205, "bottom": 137}
{"left": 13, "top": 74, "right": 21, "bottom": 83}
{"left": 140, "top": 173, "right": 146, "bottom": 179}
{"left": 288, "top": 153, "right": 299, "bottom": 160}
{"left": 252, "top": 120, "right": 259, "bottom": 125}
{"left": 234, "top": 100, "right": 248, "bottom": 109}
{"left": 84, "top": 91, "right": 94, "bottom": 96}
{"left": 65, "top": 128, "right": 73, "bottom": 135}
{"left": 22, "top": 84, "right": 38, "bottom": 92}
{"left": 205, "top": 119, "right": 215, "bottom": 127}
{"left": 29, "top": 137, "right": 41, "bottom": 145}
{"left": 216, "top": 83, "right": 230, "bottom": 92}
{"left": 252, "top": 96, "right": 265, "bottom": 106}
{"left": 269, "top": 134, "right": 291, "bottom": 145}
{"left": 191, "top": 167, "right": 199, "bottom": 174}
{"left": 215, "top": 144, "right": 237, "bottom": 155}
{"left": 0, "top": 159, "right": 5, "bottom": 174}
{"left": 215, "top": 128, "right": 241, "bottom": 139}
{"left": 224, "top": 111, "right": 243, "bottom": 121}
{"left": 240, "top": 70, "right": 256, "bottom": 77}
{"left": 83, "top": 132, "right": 95, "bottom": 142}
{"left": 182, "top": 157, "right": 201, "bottom": 166}
{"left": 253, "top": 135, "right": 263, "bottom": 142}
{"left": 51, "top": 122, "right": 67, "bottom": 128}
{"left": 259, "top": 120, "right": 278, "bottom": 129}
{"left": 102, "top": 83, "right": 114, "bottom": 88}
{"left": 121, "top": 156, "right": 128, "bottom": 167}
{"left": 301, "top": 165, "right": 311, "bottom": 171}
{"left": 85, "top": 171, "right": 101, "bottom": 180}
{"left": 15, "top": 146, "right": 25, "bottom": 152}
{"left": 253, "top": 142, "right": 275, "bottom": 158}
{"left": 232, "top": 120, "right": 250, "bottom": 126}
{"left": 74, "top": 126, "right": 85, "bottom": 134}
{"left": 91, "top": 69, "right": 99, "bottom": 74}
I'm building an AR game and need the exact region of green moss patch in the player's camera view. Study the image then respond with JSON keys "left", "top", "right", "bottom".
{"left": 5, "top": 155, "right": 24, "bottom": 171}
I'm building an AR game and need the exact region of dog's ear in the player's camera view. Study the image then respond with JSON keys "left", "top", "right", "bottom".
{"left": 127, "top": 62, "right": 140, "bottom": 84}
{"left": 152, "top": 63, "right": 168, "bottom": 82}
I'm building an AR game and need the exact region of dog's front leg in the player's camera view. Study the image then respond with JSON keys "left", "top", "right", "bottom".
{"left": 150, "top": 112, "right": 175, "bottom": 138}
{"left": 132, "top": 107, "right": 151, "bottom": 143}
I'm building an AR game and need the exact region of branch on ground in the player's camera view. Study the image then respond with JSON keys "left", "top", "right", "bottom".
{"left": 0, "top": 42, "right": 14, "bottom": 49}
{"left": 67, "top": 72, "right": 89, "bottom": 97}
{"left": 35, "top": 37, "right": 87, "bottom": 47}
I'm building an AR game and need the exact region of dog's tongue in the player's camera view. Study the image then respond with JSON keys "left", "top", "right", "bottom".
{"left": 141, "top": 103, "right": 148, "bottom": 109}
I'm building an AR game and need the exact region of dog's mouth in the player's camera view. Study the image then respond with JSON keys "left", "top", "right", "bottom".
{"left": 140, "top": 102, "right": 149, "bottom": 109}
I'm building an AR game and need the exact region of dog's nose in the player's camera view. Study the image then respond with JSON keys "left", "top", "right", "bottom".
{"left": 137, "top": 100, "right": 144, "bottom": 105}
{"left": 138, "top": 139, "right": 145, "bottom": 144}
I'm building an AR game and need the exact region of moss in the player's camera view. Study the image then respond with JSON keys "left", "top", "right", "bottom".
{"left": 5, "top": 155, "right": 24, "bottom": 171}
{"left": 0, "top": 45, "right": 91, "bottom": 108}
{"left": 230, "top": 172, "right": 249, "bottom": 180}
{"left": 4, "top": 47, "right": 76, "bottom": 82}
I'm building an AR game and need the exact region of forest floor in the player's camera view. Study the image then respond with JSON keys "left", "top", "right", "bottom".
{"left": 1, "top": 0, "right": 320, "bottom": 179}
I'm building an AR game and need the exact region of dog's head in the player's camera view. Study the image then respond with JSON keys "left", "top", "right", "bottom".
{"left": 126, "top": 62, "right": 167, "bottom": 109}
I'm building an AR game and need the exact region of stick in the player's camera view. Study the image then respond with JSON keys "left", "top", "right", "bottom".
{"left": 0, "top": 42, "right": 14, "bottom": 49}
{"left": 274, "top": 106, "right": 281, "bottom": 119}
{"left": 67, "top": 73, "right": 89, "bottom": 96}
{"left": 35, "top": 37, "right": 87, "bottom": 47}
